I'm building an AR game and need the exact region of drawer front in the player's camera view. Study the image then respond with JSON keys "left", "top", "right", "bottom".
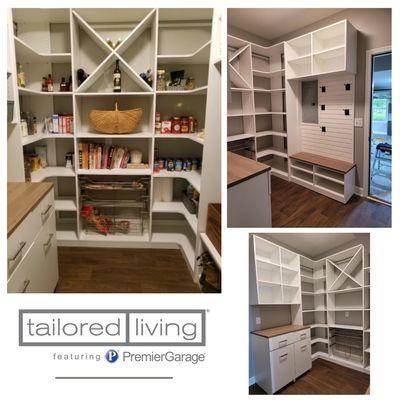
{"left": 7, "top": 211, "right": 37, "bottom": 278}
{"left": 271, "top": 344, "right": 295, "bottom": 393}
{"left": 294, "top": 338, "right": 312, "bottom": 378}
{"left": 292, "top": 329, "right": 310, "bottom": 343}
{"left": 8, "top": 211, "right": 58, "bottom": 293}
{"left": 269, "top": 332, "right": 294, "bottom": 351}
{"left": 31, "top": 189, "right": 55, "bottom": 231}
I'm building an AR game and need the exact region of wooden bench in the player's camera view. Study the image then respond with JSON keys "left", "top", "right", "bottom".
{"left": 289, "top": 152, "right": 356, "bottom": 203}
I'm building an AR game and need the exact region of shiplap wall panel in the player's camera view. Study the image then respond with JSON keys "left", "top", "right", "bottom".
{"left": 301, "top": 73, "right": 355, "bottom": 163}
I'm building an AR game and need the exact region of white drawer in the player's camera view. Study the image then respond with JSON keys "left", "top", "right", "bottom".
{"left": 269, "top": 332, "right": 294, "bottom": 351}
{"left": 271, "top": 344, "right": 295, "bottom": 393}
{"left": 31, "top": 189, "right": 55, "bottom": 229}
{"left": 8, "top": 211, "right": 58, "bottom": 293}
{"left": 294, "top": 338, "right": 312, "bottom": 378}
{"left": 7, "top": 211, "right": 37, "bottom": 278}
{"left": 292, "top": 329, "right": 310, "bottom": 343}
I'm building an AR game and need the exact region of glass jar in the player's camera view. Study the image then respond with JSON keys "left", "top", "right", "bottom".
{"left": 156, "top": 70, "right": 166, "bottom": 91}
{"left": 185, "top": 76, "right": 196, "bottom": 91}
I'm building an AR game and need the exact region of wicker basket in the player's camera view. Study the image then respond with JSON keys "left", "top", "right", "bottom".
{"left": 89, "top": 102, "right": 143, "bottom": 134}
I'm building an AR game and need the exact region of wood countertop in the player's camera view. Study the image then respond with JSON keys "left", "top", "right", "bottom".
{"left": 251, "top": 324, "right": 309, "bottom": 339}
{"left": 290, "top": 152, "right": 356, "bottom": 173}
{"left": 227, "top": 151, "right": 271, "bottom": 188}
{"left": 8, "top": 182, "right": 54, "bottom": 238}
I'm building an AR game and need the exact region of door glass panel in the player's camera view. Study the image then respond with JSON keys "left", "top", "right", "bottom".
{"left": 369, "top": 52, "right": 391, "bottom": 203}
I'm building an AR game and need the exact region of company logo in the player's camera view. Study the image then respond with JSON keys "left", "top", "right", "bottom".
{"left": 19, "top": 310, "right": 206, "bottom": 346}
{"left": 105, "top": 349, "right": 119, "bottom": 363}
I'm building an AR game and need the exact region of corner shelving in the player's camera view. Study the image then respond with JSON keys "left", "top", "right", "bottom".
{"left": 9, "top": 7, "right": 220, "bottom": 276}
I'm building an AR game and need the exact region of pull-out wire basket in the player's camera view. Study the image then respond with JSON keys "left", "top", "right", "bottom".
{"left": 79, "top": 176, "right": 150, "bottom": 236}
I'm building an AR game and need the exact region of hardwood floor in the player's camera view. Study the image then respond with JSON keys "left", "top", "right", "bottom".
{"left": 271, "top": 176, "right": 391, "bottom": 227}
{"left": 249, "top": 358, "right": 370, "bottom": 395}
{"left": 55, "top": 247, "right": 200, "bottom": 293}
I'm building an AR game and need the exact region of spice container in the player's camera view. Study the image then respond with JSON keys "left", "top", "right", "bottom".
{"left": 155, "top": 112, "right": 161, "bottom": 133}
{"left": 180, "top": 117, "right": 189, "bottom": 133}
{"left": 171, "top": 117, "right": 181, "bottom": 133}
{"left": 20, "top": 119, "right": 28, "bottom": 137}
{"left": 175, "top": 159, "right": 183, "bottom": 171}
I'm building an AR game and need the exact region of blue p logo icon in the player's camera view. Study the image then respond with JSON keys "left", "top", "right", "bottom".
{"left": 105, "top": 349, "right": 119, "bottom": 363}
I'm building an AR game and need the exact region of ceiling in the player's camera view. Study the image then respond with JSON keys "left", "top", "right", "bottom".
{"left": 228, "top": 8, "right": 344, "bottom": 41}
{"left": 257, "top": 233, "right": 358, "bottom": 258}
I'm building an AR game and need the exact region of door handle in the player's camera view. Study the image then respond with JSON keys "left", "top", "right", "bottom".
{"left": 43, "top": 234, "right": 54, "bottom": 252}
{"left": 21, "top": 279, "right": 30, "bottom": 293}
{"left": 279, "top": 353, "right": 288, "bottom": 361}
{"left": 41, "top": 204, "right": 52, "bottom": 223}
{"left": 8, "top": 241, "right": 26, "bottom": 274}
{"left": 278, "top": 340, "right": 287, "bottom": 347}
{"left": 300, "top": 333, "right": 306, "bottom": 339}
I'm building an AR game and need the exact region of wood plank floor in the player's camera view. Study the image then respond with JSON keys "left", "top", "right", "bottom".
{"left": 55, "top": 247, "right": 200, "bottom": 293}
{"left": 249, "top": 358, "right": 370, "bottom": 395}
{"left": 271, "top": 176, "right": 391, "bottom": 227}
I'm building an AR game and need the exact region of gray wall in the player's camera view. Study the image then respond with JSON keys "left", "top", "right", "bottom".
{"left": 229, "top": 9, "right": 391, "bottom": 188}
{"left": 271, "top": 9, "right": 392, "bottom": 187}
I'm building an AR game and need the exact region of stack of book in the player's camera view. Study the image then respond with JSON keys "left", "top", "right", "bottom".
{"left": 78, "top": 143, "right": 131, "bottom": 170}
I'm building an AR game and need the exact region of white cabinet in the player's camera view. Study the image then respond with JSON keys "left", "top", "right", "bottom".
{"left": 294, "top": 338, "right": 312, "bottom": 377}
{"left": 252, "top": 327, "right": 311, "bottom": 394}
{"left": 7, "top": 187, "right": 58, "bottom": 293}
{"left": 286, "top": 20, "right": 357, "bottom": 80}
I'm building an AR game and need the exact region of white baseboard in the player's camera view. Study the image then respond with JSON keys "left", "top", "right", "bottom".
{"left": 355, "top": 186, "right": 364, "bottom": 196}
{"left": 249, "top": 376, "right": 255, "bottom": 386}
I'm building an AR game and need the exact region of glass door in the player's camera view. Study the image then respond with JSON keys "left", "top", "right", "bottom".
{"left": 368, "top": 52, "right": 392, "bottom": 203}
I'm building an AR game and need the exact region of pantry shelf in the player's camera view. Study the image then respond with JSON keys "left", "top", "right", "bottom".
{"left": 152, "top": 201, "right": 198, "bottom": 233}
{"left": 154, "top": 170, "right": 201, "bottom": 192}
{"left": 76, "top": 132, "right": 153, "bottom": 139}
{"left": 77, "top": 168, "right": 152, "bottom": 176}
{"left": 157, "top": 40, "right": 211, "bottom": 64}
{"left": 18, "top": 87, "right": 73, "bottom": 96}
{"left": 55, "top": 197, "right": 77, "bottom": 212}
{"left": 154, "top": 133, "right": 204, "bottom": 145}
{"left": 156, "top": 86, "right": 208, "bottom": 95}
{"left": 200, "top": 232, "right": 221, "bottom": 269}
{"left": 31, "top": 167, "right": 75, "bottom": 182}
{"left": 22, "top": 133, "right": 74, "bottom": 146}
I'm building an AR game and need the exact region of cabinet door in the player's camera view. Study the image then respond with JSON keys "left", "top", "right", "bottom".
{"left": 294, "top": 338, "right": 312, "bottom": 378}
{"left": 270, "top": 344, "right": 295, "bottom": 393}
{"left": 36, "top": 211, "right": 58, "bottom": 292}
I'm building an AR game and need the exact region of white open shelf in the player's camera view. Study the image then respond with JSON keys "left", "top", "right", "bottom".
{"left": 31, "top": 167, "right": 75, "bottom": 182}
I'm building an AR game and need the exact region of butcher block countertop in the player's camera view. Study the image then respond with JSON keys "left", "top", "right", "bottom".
{"left": 228, "top": 151, "right": 271, "bottom": 188}
{"left": 290, "top": 152, "right": 356, "bottom": 173}
{"left": 8, "top": 182, "right": 54, "bottom": 238}
{"left": 251, "top": 324, "right": 309, "bottom": 339}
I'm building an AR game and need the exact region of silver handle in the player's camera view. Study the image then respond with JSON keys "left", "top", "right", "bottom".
{"left": 41, "top": 204, "right": 52, "bottom": 223}
{"left": 278, "top": 340, "right": 287, "bottom": 347}
{"left": 43, "top": 233, "right": 54, "bottom": 252}
{"left": 8, "top": 241, "right": 26, "bottom": 273}
{"left": 279, "top": 353, "right": 288, "bottom": 361}
{"left": 300, "top": 333, "right": 306, "bottom": 339}
{"left": 21, "top": 279, "right": 30, "bottom": 293}
{"left": 301, "top": 345, "right": 307, "bottom": 351}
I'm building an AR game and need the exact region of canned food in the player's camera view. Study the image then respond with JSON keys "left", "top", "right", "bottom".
{"left": 180, "top": 117, "right": 189, "bottom": 133}
{"left": 172, "top": 117, "right": 181, "bottom": 133}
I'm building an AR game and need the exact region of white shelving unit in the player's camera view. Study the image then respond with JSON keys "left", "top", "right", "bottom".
{"left": 9, "top": 8, "right": 221, "bottom": 275}
{"left": 227, "top": 36, "right": 289, "bottom": 179}
{"left": 250, "top": 235, "right": 370, "bottom": 374}
{"left": 285, "top": 20, "right": 357, "bottom": 80}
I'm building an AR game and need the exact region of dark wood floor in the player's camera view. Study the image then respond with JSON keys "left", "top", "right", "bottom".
{"left": 249, "top": 358, "right": 370, "bottom": 395}
{"left": 55, "top": 247, "right": 200, "bottom": 293}
{"left": 271, "top": 176, "right": 391, "bottom": 227}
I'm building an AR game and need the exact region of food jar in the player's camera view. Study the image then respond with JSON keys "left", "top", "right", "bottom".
{"left": 175, "top": 159, "right": 183, "bottom": 171}
{"left": 185, "top": 76, "right": 196, "bottom": 91}
{"left": 130, "top": 150, "right": 143, "bottom": 164}
{"left": 180, "top": 117, "right": 189, "bottom": 133}
{"left": 171, "top": 117, "right": 181, "bottom": 133}
{"left": 156, "top": 70, "right": 166, "bottom": 91}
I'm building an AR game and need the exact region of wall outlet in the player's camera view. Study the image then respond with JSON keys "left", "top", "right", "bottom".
{"left": 345, "top": 312, "right": 349, "bottom": 318}
{"left": 354, "top": 118, "right": 363, "bottom": 127}
{"left": 255, "top": 317, "right": 261, "bottom": 325}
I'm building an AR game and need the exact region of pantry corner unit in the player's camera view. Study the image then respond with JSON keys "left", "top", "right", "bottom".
{"left": 6, "top": 8, "right": 221, "bottom": 292}
{"left": 249, "top": 234, "right": 370, "bottom": 394}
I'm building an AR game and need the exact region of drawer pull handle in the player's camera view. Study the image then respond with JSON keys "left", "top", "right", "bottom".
{"left": 21, "top": 279, "right": 30, "bottom": 293}
{"left": 279, "top": 353, "right": 288, "bottom": 361}
{"left": 278, "top": 340, "right": 287, "bottom": 347}
{"left": 41, "top": 204, "right": 52, "bottom": 223}
{"left": 300, "top": 334, "right": 306, "bottom": 339}
{"left": 301, "top": 345, "right": 307, "bottom": 351}
{"left": 8, "top": 241, "right": 26, "bottom": 272}
{"left": 43, "top": 234, "right": 54, "bottom": 252}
